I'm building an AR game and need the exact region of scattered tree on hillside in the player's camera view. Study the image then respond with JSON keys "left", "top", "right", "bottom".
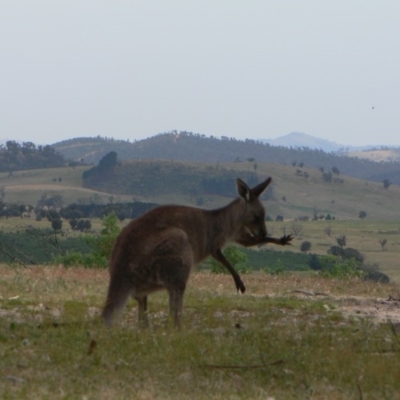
{"left": 54, "top": 132, "right": 400, "bottom": 187}
{"left": 324, "top": 225, "right": 332, "bottom": 237}
{"left": 336, "top": 235, "right": 347, "bottom": 248}
{"left": 51, "top": 218, "right": 63, "bottom": 232}
{"left": 290, "top": 221, "right": 304, "bottom": 236}
{"left": 35, "top": 194, "right": 64, "bottom": 212}
{"left": 379, "top": 239, "right": 387, "bottom": 251}
{"left": 359, "top": 210, "right": 367, "bottom": 219}
{"left": 383, "top": 179, "right": 392, "bottom": 189}
{"left": 322, "top": 171, "right": 333, "bottom": 182}
{"left": 300, "top": 241, "right": 312, "bottom": 254}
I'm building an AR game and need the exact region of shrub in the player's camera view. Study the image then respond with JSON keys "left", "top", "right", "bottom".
{"left": 358, "top": 264, "right": 390, "bottom": 283}
{"left": 56, "top": 212, "right": 121, "bottom": 268}
{"left": 309, "top": 254, "right": 322, "bottom": 271}
{"left": 87, "top": 211, "right": 121, "bottom": 260}
{"left": 319, "top": 256, "right": 363, "bottom": 279}
{"left": 300, "top": 241, "right": 312, "bottom": 254}
{"left": 207, "top": 246, "right": 248, "bottom": 274}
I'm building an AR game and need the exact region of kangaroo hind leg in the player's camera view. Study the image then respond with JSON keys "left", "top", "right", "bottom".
{"left": 157, "top": 254, "right": 192, "bottom": 328}
{"left": 168, "top": 287, "right": 185, "bottom": 328}
{"left": 153, "top": 229, "right": 193, "bottom": 328}
{"left": 134, "top": 295, "right": 149, "bottom": 327}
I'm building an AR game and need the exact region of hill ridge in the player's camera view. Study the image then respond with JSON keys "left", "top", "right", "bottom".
{"left": 53, "top": 132, "right": 400, "bottom": 185}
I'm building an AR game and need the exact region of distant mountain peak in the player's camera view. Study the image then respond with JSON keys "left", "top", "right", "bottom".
{"left": 259, "top": 132, "right": 347, "bottom": 152}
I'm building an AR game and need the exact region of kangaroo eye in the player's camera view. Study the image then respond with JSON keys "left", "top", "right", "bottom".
{"left": 254, "top": 215, "right": 264, "bottom": 223}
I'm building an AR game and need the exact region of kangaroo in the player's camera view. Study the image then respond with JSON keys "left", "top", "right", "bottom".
{"left": 102, "top": 177, "right": 293, "bottom": 328}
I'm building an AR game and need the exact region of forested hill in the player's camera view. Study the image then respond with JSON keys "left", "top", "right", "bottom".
{"left": 0, "top": 141, "right": 67, "bottom": 172}
{"left": 53, "top": 132, "right": 400, "bottom": 185}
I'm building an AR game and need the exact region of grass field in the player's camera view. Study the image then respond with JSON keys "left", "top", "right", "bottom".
{"left": 265, "top": 219, "right": 400, "bottom": 283}
{"left": 0, "top": 266, "right": 399, "bottom": 399}
{"left": 0, "top": 166, "right": 133, "bottom": 206}
{"left": 1, "top": 162, "right": 399, "bottom": 282}
{"left": 2, "top": 162, "right": 400, "bottom": 221}
{"left": 1, "top": 215, "right": 399, "bottom": 282}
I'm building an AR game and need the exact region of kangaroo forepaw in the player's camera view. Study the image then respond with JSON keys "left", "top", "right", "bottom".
{"left": 280, "top": 234, "right": 294, "bottom": 245}
{"left": 236, "top": 280, "right": 246, "bottom": 294}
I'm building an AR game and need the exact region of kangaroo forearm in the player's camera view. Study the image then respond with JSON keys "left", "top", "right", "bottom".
{"left": 212, "top": 249, "right": 246, "bottom": 293}
{"left": 236, "top": 234, "right": 293, "bottom": 247}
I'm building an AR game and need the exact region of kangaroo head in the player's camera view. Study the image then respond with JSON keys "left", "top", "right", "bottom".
{"left": 236, "top": 177, "right": 271, "bottom": 239}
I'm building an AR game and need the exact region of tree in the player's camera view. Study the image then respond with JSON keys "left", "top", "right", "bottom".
{"left": 290, "top": 221, "right": 304, "bottom": 236}
{"left": 359, "top": 211, "right": 367, "bottom": 219}
{"left": 332, "top": 166, "right": 340, "bottom": 175}
{"left": 343, "top": 248, "right": 364, "bottom": 263}
{"left": 383, "top": 179, "right": 392, "bottom": 189}
{"left": 90, "top": 212, "right": 121, "bottom": 259}
{"left": 69, "top": 218, "right": 78, "bottom": 230}
{"left": 336, "top": 235, "right": 346, "bottom": 248}
{"left": 379, "top": 239, "right": 387, "bottom": 251}
{"left": 77, "top": 219, "right": 91, "bottom": 232}
{"left": 300, "top": 241, "right": 312, "bottom": 254}
{"left": 51, "top": 218, "right": 63, "bottom": 232}
{"left": 46, "top": 209, "right": 61, "bottom": 222}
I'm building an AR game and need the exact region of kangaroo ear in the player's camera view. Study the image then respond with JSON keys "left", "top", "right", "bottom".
{"left": 251, "top": 177, "right": 272, "bottom": 198}
{"left": 236, "top": 178, "right": 252, "bottom": 202}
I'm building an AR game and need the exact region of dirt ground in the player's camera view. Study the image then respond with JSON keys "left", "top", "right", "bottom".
{"left": 190, "top": 272, "right": 400, "bottom": 325}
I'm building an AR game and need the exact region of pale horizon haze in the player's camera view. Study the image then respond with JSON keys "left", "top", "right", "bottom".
{"left": 1, "top": 1, "right": 399, "bottom": 147}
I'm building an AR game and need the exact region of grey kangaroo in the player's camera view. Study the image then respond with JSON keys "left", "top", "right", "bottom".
{"left": 102, "top": 177, "right": 293, "bottom": 327}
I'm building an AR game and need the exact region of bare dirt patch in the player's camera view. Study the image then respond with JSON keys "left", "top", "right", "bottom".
{"left": 191, "top": 272, "right": 400, "bottom": 324}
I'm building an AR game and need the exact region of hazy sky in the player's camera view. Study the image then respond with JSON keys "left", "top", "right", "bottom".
{"left": 1, "top": 1, "right": 399, "bottom": 146}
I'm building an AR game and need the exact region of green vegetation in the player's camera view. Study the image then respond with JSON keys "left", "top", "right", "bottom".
{"left": 0, "top": 136, "right": 399, "bottom": 398}
{"left": 205, "top": 246, "right": 250, "bottom": 274}
{"left": 0, "top": 229, "right": 91, "bottom": 266}
{"left": 53, "top": 212, "right": 121, "bottom": 268}
{"left": 1, "top": 265, "right": 399, "bottom": 399}
{"left": 0, "top": 140, "right": 68, "bottom": 172}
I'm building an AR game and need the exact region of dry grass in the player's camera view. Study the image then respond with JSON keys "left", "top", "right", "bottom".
{"left": 1, "top": 265, "right": 400, "bottom": 399}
